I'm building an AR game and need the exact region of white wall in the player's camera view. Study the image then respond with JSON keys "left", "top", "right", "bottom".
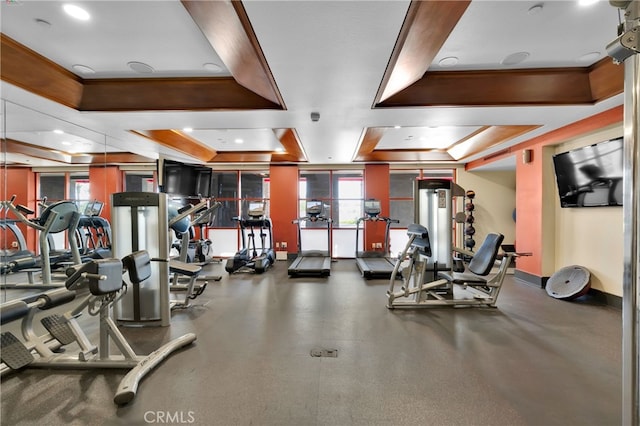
{"left": 553, "top": 125, "right": 623, "bottom": 296}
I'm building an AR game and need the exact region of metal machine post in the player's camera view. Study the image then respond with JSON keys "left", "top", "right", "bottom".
{"left": 607, "top": 1, "right": 640, "bottom": 423}
{"left": 111, "top": 192, "right": 170, "bottom": 327}
{"left": 414, "top": 179, "right": 465, "bottom": 272}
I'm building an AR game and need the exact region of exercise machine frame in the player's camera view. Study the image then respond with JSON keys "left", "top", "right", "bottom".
{"left": 0, "top": 258, "right": 196, "bottom": 405}
{"left": 386, "top": 224, "right": 513, "bottom": 309}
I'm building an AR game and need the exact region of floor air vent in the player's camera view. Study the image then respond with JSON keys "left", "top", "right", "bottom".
{"left": 310, "top": 348, "right": 338, "bottom": 358}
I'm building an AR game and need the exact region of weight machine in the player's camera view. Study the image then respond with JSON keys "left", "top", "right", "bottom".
{"left": 386, "top": 224, "right": 513, "bottom": 309}
{"left": 0, "top": 257, "right": 196, "bottom": 405}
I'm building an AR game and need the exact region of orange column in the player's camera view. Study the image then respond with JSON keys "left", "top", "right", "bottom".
{"left": 269, "top": 165, "right": 299, "bottom": 254}
{"left": 515, "top": 146, "right": 543, "bottom": 277}
{"left": 364, "top": 164, "right": 390, "bottom": 252}
{"left": 89, "top": 166, "right": 122, "bottom": 223}
{"left": 1, "top": 168, "right": 37, "bottom": 251}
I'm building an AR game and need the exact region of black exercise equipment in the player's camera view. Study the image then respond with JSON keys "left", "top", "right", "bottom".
{"left": 225, "top": 201, "right": 275, "bottom": 274}
{"left": 1, "top": 196, "right": 82, "bottom": 288}
{"left": 288, "top": 199, "right": 332, "bottom": 277}
{"left": 354, "top": 199, "right": 399, "bottom": 279}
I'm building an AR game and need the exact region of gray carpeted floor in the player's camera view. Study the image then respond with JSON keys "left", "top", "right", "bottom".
{"left": 0, "top": 259, "right": 621, "bottom": 425}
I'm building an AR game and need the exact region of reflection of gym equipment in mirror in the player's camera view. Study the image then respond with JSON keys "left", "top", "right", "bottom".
{"left": 0, "top": 257, "right": 196, "bottom": 406}
{"left": 288, "top": 199, "right": 333, "bottom": 277}
{"left": 169, "top": 199, "right": 222, "bottom": 287}
{"left": 1, "top": 195, "right": 82, "bottom": 289}
{"left": 225, "top": 201, "right": 276, "bottom": 274}
{"left": 355, "top": 199, "right": 399, "bottom": 279}
{"left": 386, "top": 224, "right": 514, "bottom": 308}
{"left": 75, "top": 200, "right": 112, "bottom": 259}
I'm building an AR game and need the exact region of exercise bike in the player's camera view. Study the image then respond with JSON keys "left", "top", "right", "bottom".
{"left": 225, "top": 201, "right": 275, "bottom": 274}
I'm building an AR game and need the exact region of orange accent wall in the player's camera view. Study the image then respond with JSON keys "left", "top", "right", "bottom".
{"left": 269, "top": 165, "right": 299, "bottom": 253}
{"left": 364, "top": 164, "right": 390, "bottom": 251}
{"left": 1, "top": 168, "right": 37, "bottom": 251}
{"left": 89, "top": 166, "right": 123, "bottom": 223}
{"left": 515, "top": 146, "right": 543, "bottom": 275}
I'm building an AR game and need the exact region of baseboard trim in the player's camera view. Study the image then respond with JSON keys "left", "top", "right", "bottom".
{"left": 514, "top": 269, "right": 548, "bottom": 289}
{"left": 514, "top": 269, "right": 621, "bottom": 309}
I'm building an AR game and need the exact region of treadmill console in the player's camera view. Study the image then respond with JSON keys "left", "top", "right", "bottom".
{"left": 306, "top": 200, "right": 323, "bottom": 218}
{"left": 248, "top": 201, "right": 265, "bottom": 219}
{"left": 364, "top": 199, "right": 381, "bottom": 218}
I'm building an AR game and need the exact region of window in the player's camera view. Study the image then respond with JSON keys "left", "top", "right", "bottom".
{"left": 389, "top": 170, "right": 419, "bottom": 228}
{"left": 209, "top": 170, "right": 271, "bottom": 228}
{"left": 124, "top": 172, "right": 155, "bottom": 192}
{"left": 299, "top": 170, "right": 363, "bottom": 228}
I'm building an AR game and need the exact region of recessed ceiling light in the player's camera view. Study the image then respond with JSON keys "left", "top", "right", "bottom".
{"left": 35, "top": 18, "right": 51, "bottom": 27}
{"left": 527, "top": 4, "right": 543, "bottom": 15}
{"left": 127, "top": 61, "right": 154, "bottom": 74}
{"left": 53, "top": 129, "right": 64, "bottom": 134}
{"left": 72, "top": 64, "right": 95, "bottom": 74}
{"left": 63, "top": 4, "right": 90, "bottom": 21}
{"left": 577, "top": 52, "right": 601, "bottom": 63}
{"left": 501, "top": 52, "right": 530, "bottom": 66}
{"left": 203, "top": 63, "right": 222, "bottom": 73}
{"left": 234, "top": 138, "right": 244, "bottom": 144}
{"left": 61, "top": 141, "right": 72, "bottom": 146}
{"left": 438, "top": 56, "right": 459, "bottom": 67}
{"left": 393, "top": 125, "right": 401, "bottom": 129}
{"left": 183, "top": 127, "right": 193, "bottom": 133}
{"left": 578, "top": 0, "right": 599, "bottom": 6}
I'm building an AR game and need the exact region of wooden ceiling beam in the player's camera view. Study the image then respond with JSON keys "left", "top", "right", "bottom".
{"left": 0, "top": 34, "right": 83, "bottom": 109}
{"left": 79, "top": 77, "right": 280, "bottom": 111}
{"left": 375, "top": 0, "right": 471, "bottom": 104}
{"left": 133, "top": 130, "right": 218, "bottom": 163}
{"left": 378, "top": 59, "right": 623, "bottom": 107}
{"left": 181, "top": 0, "right": 284, "bottom": 107}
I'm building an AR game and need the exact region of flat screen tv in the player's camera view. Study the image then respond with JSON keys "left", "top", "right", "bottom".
{"left": 158, "top": 159, "right": 213, "bottom": 198}
{"left": 552, "top": 137, "right": 623, "bottom": 208}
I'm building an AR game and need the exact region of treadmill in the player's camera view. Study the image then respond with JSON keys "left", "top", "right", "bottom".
{"left": 288, "top": 200, "right": 332, "bottom": 277}
{"left": 355, "top": 199, "right": 399, "bottom": 279}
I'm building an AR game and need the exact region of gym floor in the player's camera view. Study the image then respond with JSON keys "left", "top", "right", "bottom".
{"left": 0, "top": 259, "right": 621, "bottom": 426}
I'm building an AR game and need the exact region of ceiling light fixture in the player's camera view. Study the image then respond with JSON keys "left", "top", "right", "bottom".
{"left": 127, "top": 61, "right": 154, "bottom": 74}
{"left": 53, "top": 129, "right": 64, "bottom": 134}
{"left": 72, "top": 64, "right": 95, "bottom": 75}
{"left": 63, "top": 4, "right": 90, "bottom": 21}
{"left": 35, "top": 18, "right": 51, "bottom": 27}
{"left": 183, "top": 127, "right": 193, "bottom": 133}
{"left": 578, "top": 0, "right": 599, "bottom": 6}
{"left": 234, "top": 138, "right": 244, "bottom": 144}
{"left": 577, "top": 52, "right": 601, "bottom": 63}
{"left": 203, "top": 63, "right": 222, "bottom": 73}
{"left": 438, "top": 56, "right": 459, "bottom": 67}
{"left": 527, "top": 4, "right": 543, "bottom": 15}
{"left": 501, "top": 51, "right": 530, "bottom": 66}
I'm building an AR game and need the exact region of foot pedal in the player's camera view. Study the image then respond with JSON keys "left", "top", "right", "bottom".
{"left": 189, "top": 283, "right": 208, "bottom": 300}
{"left": 1, "top": 332, "right": 34, "bottom": 369}
{"left": 41, "top": 314, "right": 76, "bottom": 345}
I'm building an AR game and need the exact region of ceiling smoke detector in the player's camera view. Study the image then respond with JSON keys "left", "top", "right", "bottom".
{"left": 311, "top": 112, "right": 320, "bottom": 122}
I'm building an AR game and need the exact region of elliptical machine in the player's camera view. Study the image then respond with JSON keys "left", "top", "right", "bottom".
{"left": 225, "top": 201, "right": 275, "bottom": 274}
